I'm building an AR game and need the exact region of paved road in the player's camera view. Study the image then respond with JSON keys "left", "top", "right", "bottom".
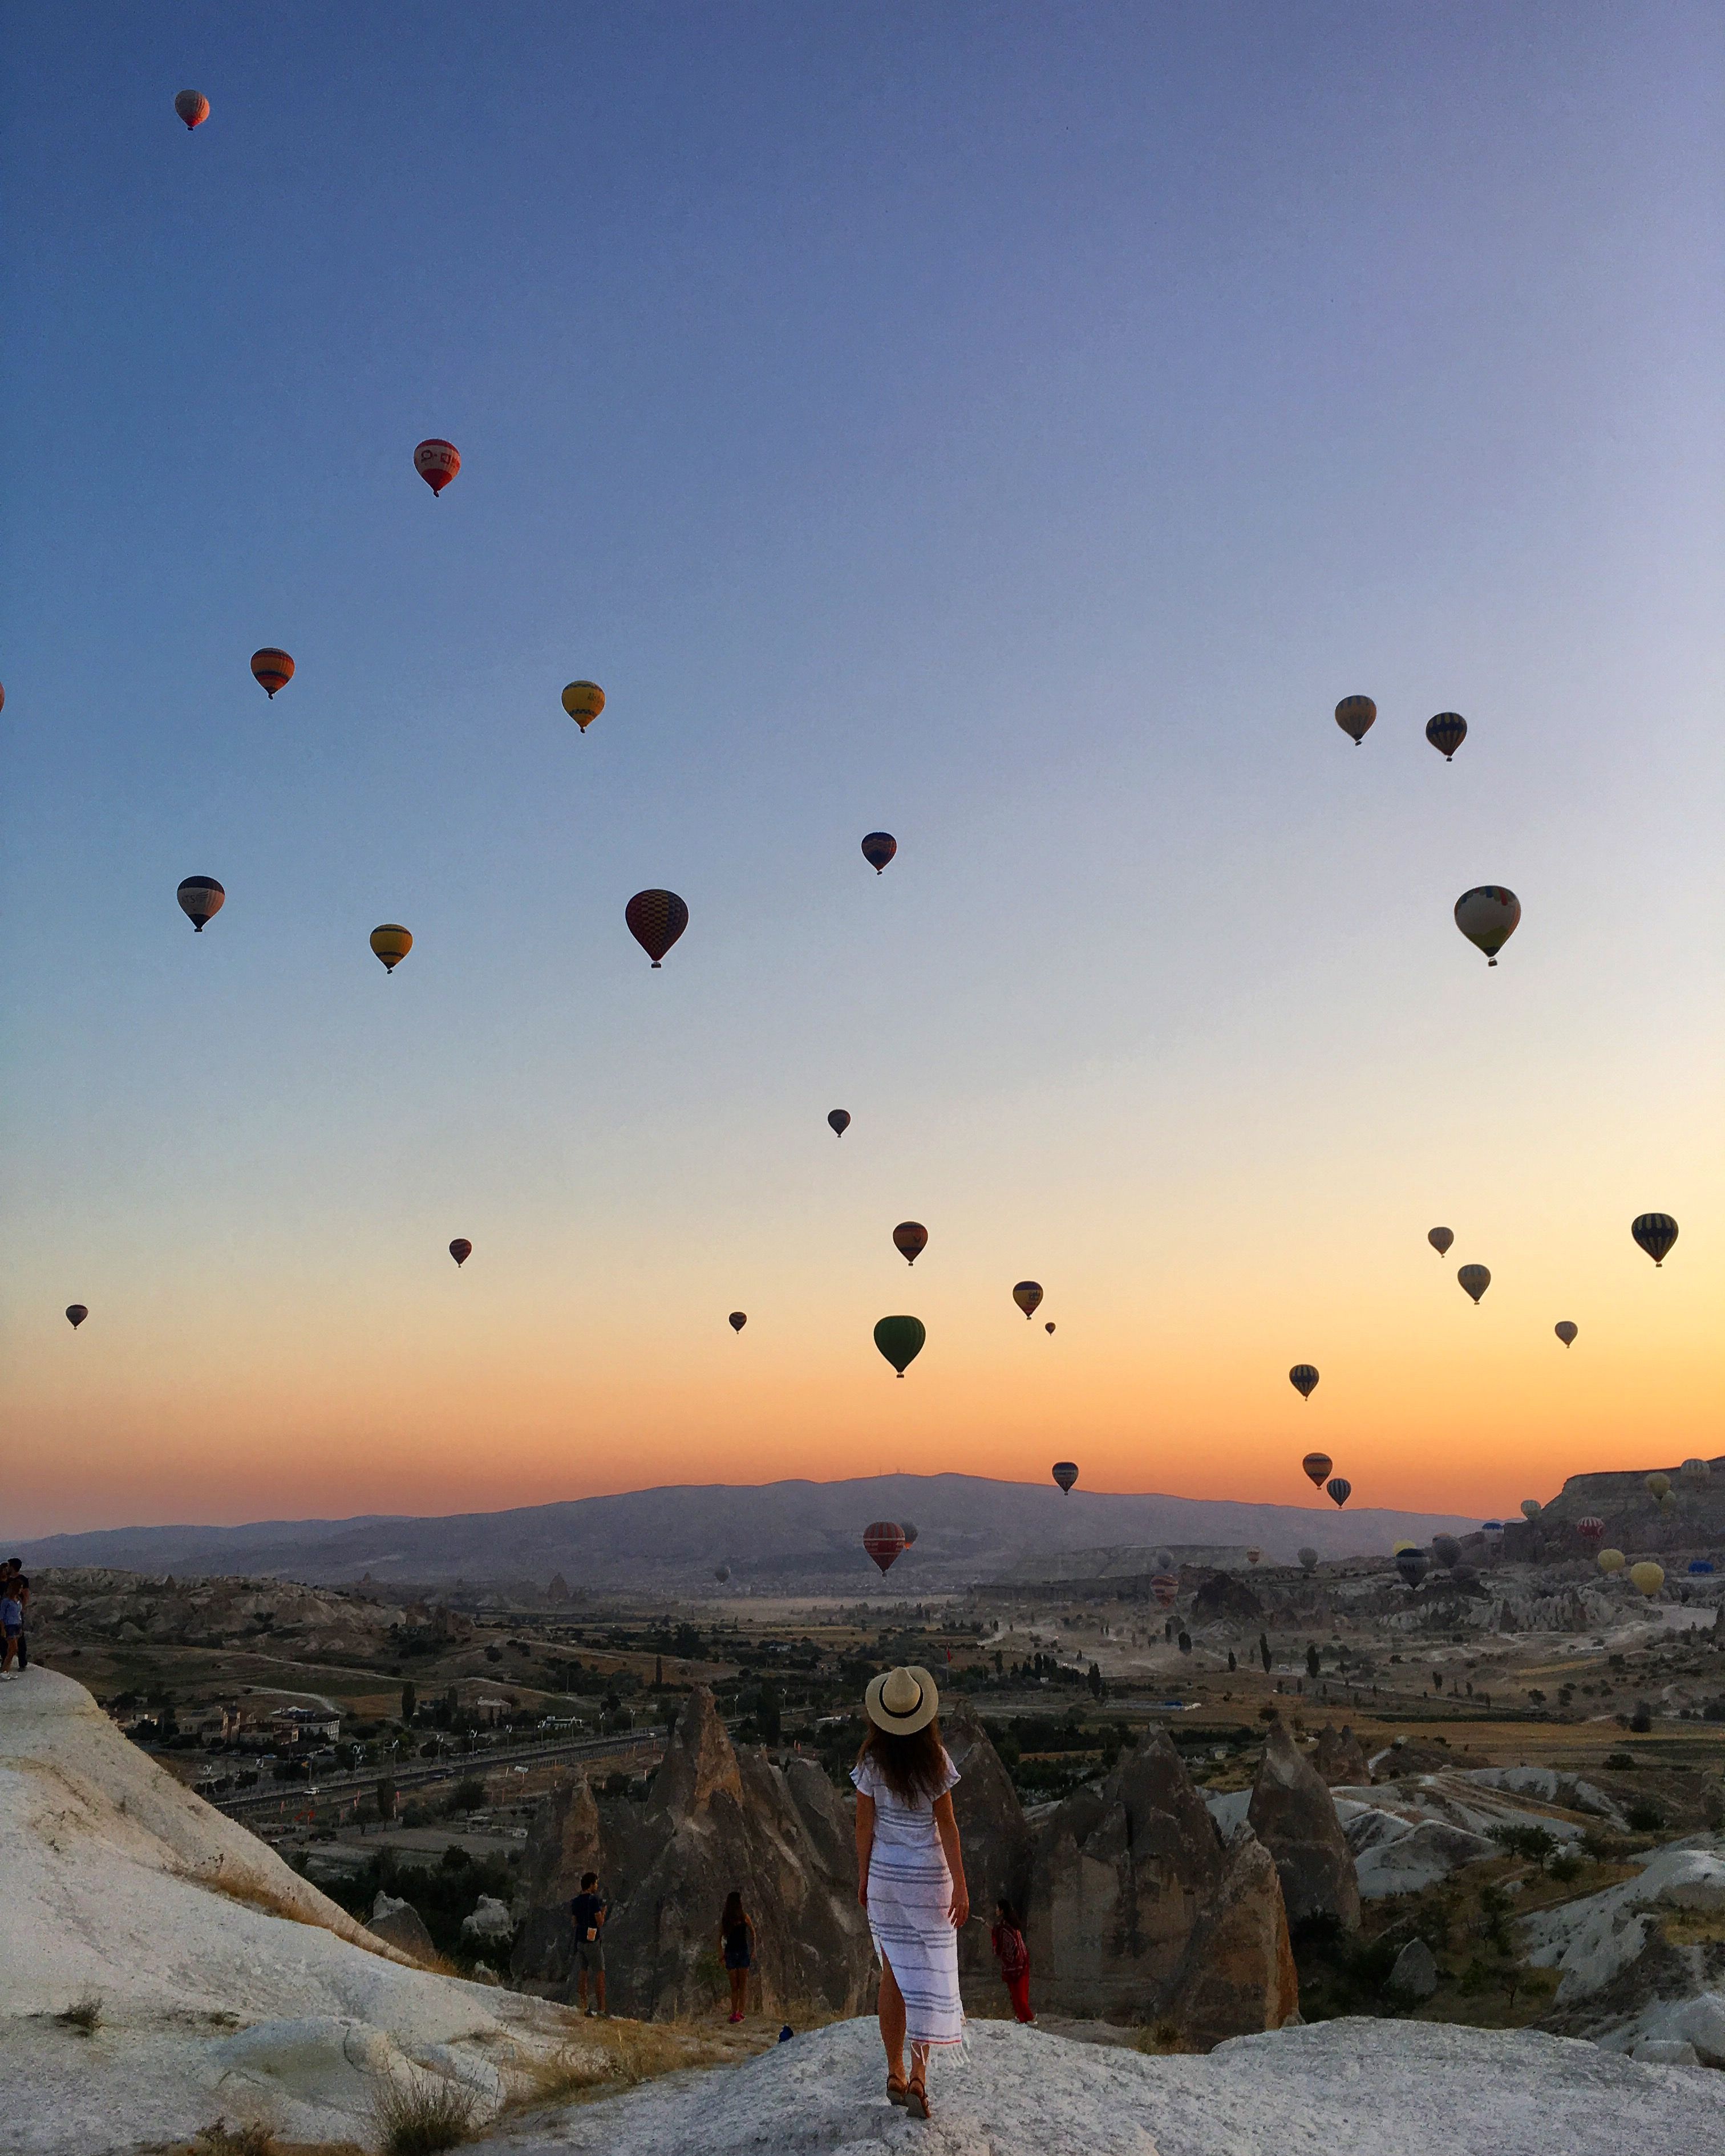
{"left": 208, "top": 1725, "right": 664, "bottom": 1818}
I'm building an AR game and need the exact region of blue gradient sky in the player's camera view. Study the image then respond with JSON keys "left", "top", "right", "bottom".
{"left": 3, "top": 4, "right": 1720, "bottom": 1534}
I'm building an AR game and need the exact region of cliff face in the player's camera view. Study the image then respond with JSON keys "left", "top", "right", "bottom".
{"left": 1505, "top": 1456, "right": 1725, "bottom": 1559}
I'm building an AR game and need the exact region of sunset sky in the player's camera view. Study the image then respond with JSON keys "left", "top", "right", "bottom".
{"left": 3, "top": 5, "right": 1719, "bottom": 1537}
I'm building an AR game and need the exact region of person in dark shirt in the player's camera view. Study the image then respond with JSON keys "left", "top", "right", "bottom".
{"left": 719, "top": 1891, "right": 756, "bottom": 2023}
{"left": 569, "top": 1870, "right": 608, "bottom": 2016}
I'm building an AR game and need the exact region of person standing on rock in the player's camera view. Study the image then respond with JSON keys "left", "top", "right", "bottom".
{"left": 990, "top": 1898, "right": 1034, "bottom": 2023}
{"left": 0, "top": 1577, "right": 22, "bottom": 1679}
{"left": 569, "top": 1870, "right": 608, "bottom": 2016}
{"left": 719, "top": 1891, "right": 756, "bottom": 2023}
{"left": 853, "top": 1665, "right": 968, "bottom": 2122}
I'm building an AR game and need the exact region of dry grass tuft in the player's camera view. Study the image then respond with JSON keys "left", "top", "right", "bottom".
{"left": 194, "top": 2121, "right": 282, "bottom": 2156}
{"left": 55, "top": 1993, "right": 102, "bottom": 2035}
{"left": 370, "top": 2076, "right": 480, "bottom": 2156}
{"left": 508, "top": 2016, "right": 755, "bottom": 2115}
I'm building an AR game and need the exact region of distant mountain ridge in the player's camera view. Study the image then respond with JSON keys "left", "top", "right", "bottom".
{"left": 18, "top": 1475, "right": 1476, "bottom": 1594}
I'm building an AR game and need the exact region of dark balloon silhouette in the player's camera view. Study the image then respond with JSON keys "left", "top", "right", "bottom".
{"left": 1632, "top": 1213, "right": 1678, "bottom": 1267}
{"left": 174, "top": 90, "right": 209, "bottom": 130}
{"left": 449, "top": 1239, "right": 472, "bottom": 1267}
{"left": 625, "top": 889, "right": 689, "bottom": 968}
{"left": 1326, "top": 1476, "right": 1352, "bottom": 1509}
{"left": 729, "top": 1311, "right": 747, "bottom": 1332}
{"left": 873, "top": 1315, "right": 925, "bottom": 1376}
{"left": 900, "top": 1522, "right": 919, "bottom": 1546}
{"left": 863, "top": 1521, "right": 906, "bottom": 1573}
{"left": 1301, "top": 1451, "right": 1332, "bottom": 1487}
{"left": 1013, "top": 1280, "right": 1043, "bottom": 1320}
{"left": 828, "top": 1109, "right": 851, "bottom": 1137}
{"left": 860, "top": 832, "right": 897, "bottom": 874}
{"left": 1289, "top": 1364, "right": 1319, "bottom": 1400}
{"left": 1045, "top": 1321, "right": 1055, "bottom": 1334}
{"left": 893, "top": 1221, "right": 928, "bottom": 1266}
{"left": 1052, "top": 1461, "right": 1078, "bottom": 1494}
{"left": 1426, "top": 711, "right": 1467, "bottom": 760}
{"left": 177, "top": 876, "right": 225, "bottom": 931}
{"left": 66, "top": 1304, "right": 88, "bottom": 1329}
{"left": 250, "top": 648, "right": 294, "bottom": 698}
{"left": 1334, "top": 695, "right": 1376, "bottom": 744}
{"left": 370, "top": 925, "right": 412, "bottom": 972}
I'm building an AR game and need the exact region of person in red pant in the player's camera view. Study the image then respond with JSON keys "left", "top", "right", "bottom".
{"left": 991, "top": 1899, "right": 1034, "bottom": 2023}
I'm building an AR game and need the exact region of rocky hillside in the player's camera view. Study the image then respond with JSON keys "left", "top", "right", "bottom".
{"left": 27, "top": 1567, "right": 406, "bottom": 1657}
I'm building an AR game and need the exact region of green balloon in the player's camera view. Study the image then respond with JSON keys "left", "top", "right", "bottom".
{"left": 873, "top": 1314, "right": 926, "bottom": 1378}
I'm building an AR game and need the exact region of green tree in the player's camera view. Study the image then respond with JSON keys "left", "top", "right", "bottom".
{"left": 375, "top": 1774, "right": 396, "bottom": 1823}
{"left": 400, "top": 1682, "right": 416, "bottom": 1724}
{"left": 1306, "top": 1644, "right": 1321, "bottom": 1681}
{"left": 758, "top": 1681, "right": 783, "bottom": 1745}
{"left": 1087, "top": 1661, "right": 1105, "bottom": 1700}
{"left": 1260, "top": 1635, "right": 1273, "bottom": 1675}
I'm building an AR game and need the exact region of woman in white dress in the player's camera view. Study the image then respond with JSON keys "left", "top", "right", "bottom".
{"left": 852, "top": 1665, "right": 969, "bottom": 2121}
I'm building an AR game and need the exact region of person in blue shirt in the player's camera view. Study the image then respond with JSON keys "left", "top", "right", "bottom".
{"left": 569, "top": 1871, "right": 608, "bottom": 2016}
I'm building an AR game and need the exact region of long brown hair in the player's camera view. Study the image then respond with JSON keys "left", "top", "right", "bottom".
{"left": 856, "top": 1717, "right": 947, "bottom": 1805}
{"left": 722, "top": 1891, "right": 747, "bottom": 1934}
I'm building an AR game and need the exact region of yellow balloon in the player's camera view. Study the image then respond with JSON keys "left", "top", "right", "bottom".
{"left": 1597, "top": 1547, "right": 1626, "bottom": 1575}
{"left": 1645, "top": 1472, "right": 1671, "bottom": 1498}
{"left": 370, "top": 923, "right": 413, "bottom": 972}
{"left": 1629, "top": 1561, "right": 1665, "bottom": 1598}
{"left": 561, "top": 680, "right": 605, "bottom": 732}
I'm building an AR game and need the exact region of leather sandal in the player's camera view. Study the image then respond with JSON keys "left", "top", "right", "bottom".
{"left": 905, "top": 2075, "right": 930, "bottom": 2121}
{"left": 886, "top": 2073, "right": 908, "bottom": 2107}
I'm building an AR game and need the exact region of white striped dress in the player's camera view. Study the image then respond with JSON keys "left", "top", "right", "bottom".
{"left": 852, "top": 1749, "right": 965, "bottom": 2047}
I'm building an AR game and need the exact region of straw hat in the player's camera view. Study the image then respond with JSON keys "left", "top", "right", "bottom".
{"left": 864, "top": 1664, "right": 940, "bottom": 1736}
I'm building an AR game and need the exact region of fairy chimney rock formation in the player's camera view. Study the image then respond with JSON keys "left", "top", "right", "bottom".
{"left": 1026, "top": 1723, "right": 1297, "bottom": 2036}
{"left": 1313, "top": 1722, "right": 1372, "bottom": 1788}
{"left": 1248, "top": 1716, "right": 1361, "bottom": 1930}
{"left": 513, "top": 1685, "right": 871, "bottom": 2023}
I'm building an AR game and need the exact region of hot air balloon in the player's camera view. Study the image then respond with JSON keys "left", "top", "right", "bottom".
{"left": 1577, "top": 1517, "right": 1605, "bottom": 1546}
{"left": 370, "top": 924, "right": 412, "bottom": 972}
{"left": 1052, "top": 1461, "right": 1079, "bottom": 1494}
{"left": 1151, "top": 1549, "right": 1175, "bottom": 1575}
{"left": 1150, "top": 1573, "right": 1179, "bottom": 1608}
{"left": 1520, "top": 1498, "right": 1541, "bottom": 1521}
{"left": 1681, "top": 1458, "right": 1711, "bottom": 1486}
{"left": 828, "top": 1110, "right": 851, "bottom": 1137}
{"left": 1453, "top": 886, "right": 1520, "bottom": 966}
{"left": 1326, "top": 1477, "right": 1351, "bottom": 1509}
{"left": 449, "top": 1239, "right": 471, "bottom": 1268}
{"left": 1289, "top": 1364, "right": 1319, "bottom": 1401}
{"left": 715, "top": 1565, "right": 731, "bottom": 1582}
{"left": 1334, "top": 695, "right": 1376, "bottom": 745}
{"left": 1555, "top": 1321, "right": 1578, "bottom": 1347}
{"left": 414, "top": 439, "right": 460, "bottom": 495}
{"left": 893, "top": 1222, "right": 928, "bottom": 1266}
{"left": 1645, "top": 1472, "right": 1671, "bottom": 1500}
{"left": 729, "top": 1311, "right": 747, "bottom": 1332}
{"left": 874, "top": 1315, "right": 925, "bottom": 1377}
{"left": 249, "top": 648, "right": 294, "bottom": 699}
{"left": 1457, "top": 1264, "right": 1491, "bottom": 1304}
{"left": 1597, "top": 1547, "right": 1625, "bottom": 1575}
{"left": 1658, "top": 1490, "right": 1678, "bottom": 1517}
{"left": 1432, "top": 1534, "right": 1461, "bottom": 1570}
{"left": 1395, "top": 1547, "right": 1430, "bottom": 1590}
{"left": 1630, "top": 1561, "right": 1665, "bottom": 1599}
{"left": 1298, "top": 1547, "right": 1318, "bottom": 1573}
{"left": 625, "top": 889, "right": 689, "bottom": 968}
{"left": 0, "top": 682, "right": 6, "bottom": 712}
{"left": 1425, "top": 712, "right": 1467, "bottom": 761}
{"left": 1302, "top": 1452, "right": 1333, "bottom": 1488}
{"left": 174, "top": 90, "right": 209, "bottom": 130}
{"left": 1687, "top": 1559, "right": 1715, "bottom": 1577}
{"left": 1428, "top": 1226, "right": 1454, "bottom": 1257}
{"left": 1045, "top": 1322, "right": 1056, "bottom": 1334}
{"left": 561, "top": 681, "right": 604, "bottom": 732}
{"left": 65, "top": 1304, "right": 88, "bottom": 1329}
{"left": 1246, "top": 1547, "right": 1262, "bottom": 1566}
{"left": 860, "top": 832, "right": 897, "bottom": 874}
{"left": 900, "top": 1522, "right": 919, "bottom": 1546}
{"left": 177, "top": 876, "right": 225, "bottom": 931}
{"left": 1631, "top": 1213, "right": 1678, "bottom": 1267}
{"left": 1013, "top": 1281, "right": 1044, "bottom": 1320}
{"left": 864, "top": 1521, "right": 906, "bottom": 1574}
